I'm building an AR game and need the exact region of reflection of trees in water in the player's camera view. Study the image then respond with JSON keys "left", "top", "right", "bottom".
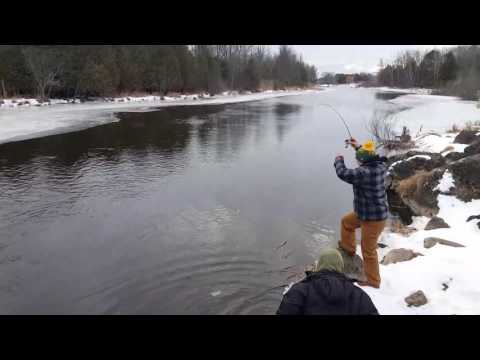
{"left": 194, "top": 103, "right": 271, "bottom": 162}
{"left": 0, "top": 106, "right": 211, "bottom": 184}
{"left": 185, "top": 101, "right": 302, "bottom": 161}
{"left": 274, "top": 103, "right": 301, "bottom": 117}
{"left": 274, "top": 103, "right": 301, "bottom": 143}
{"left": 375, "top": 91, "right": 410, "bottom": 100}
{"left": 0, "top": 101, "right": 303, "bottom": 185}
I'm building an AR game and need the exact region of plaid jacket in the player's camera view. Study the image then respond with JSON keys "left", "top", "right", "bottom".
{"left": 334, "top": 157, "right": 388, "bottom": 221}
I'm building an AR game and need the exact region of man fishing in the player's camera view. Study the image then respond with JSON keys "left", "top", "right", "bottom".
{"left": 334, "top": 138, "right": 388, "bottom": 289}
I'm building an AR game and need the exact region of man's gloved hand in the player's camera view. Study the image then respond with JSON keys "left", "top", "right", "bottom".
{"left": 335, "top": 154, "right": 344, "bottom": 162}
{"left": 345, "top": 138, "right": 359, "bottom": 149}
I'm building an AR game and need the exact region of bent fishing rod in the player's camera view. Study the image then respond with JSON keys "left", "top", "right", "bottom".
{"left": 317, "top": 103, "right": 355, "bottom": 148}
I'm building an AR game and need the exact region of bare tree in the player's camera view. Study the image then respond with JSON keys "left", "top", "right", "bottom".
{"left": 367, "top": 109, "right": 398, "bottom": 149}
{"left": 22, "top": 46, "right": 63, "bottom": 101}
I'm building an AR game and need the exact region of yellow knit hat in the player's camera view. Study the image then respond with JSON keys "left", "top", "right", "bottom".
{"left": 362, "top": 140, "right": 376, "bottom": 153}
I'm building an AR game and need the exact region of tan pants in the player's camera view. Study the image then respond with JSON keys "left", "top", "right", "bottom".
{"left": 340, "top": 211, "right": 386, "bottom": 288}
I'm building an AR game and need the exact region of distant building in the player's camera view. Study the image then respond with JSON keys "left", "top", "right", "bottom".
{"left": 345, "top": 74, "right": 355, "bottom": 84}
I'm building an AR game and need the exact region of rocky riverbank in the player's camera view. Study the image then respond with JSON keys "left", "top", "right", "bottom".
{"left": 359, "top": 128, "right": 480, "bottom": 314}
{"left": 284, "top": 127, "right": 480, "bottom": 314}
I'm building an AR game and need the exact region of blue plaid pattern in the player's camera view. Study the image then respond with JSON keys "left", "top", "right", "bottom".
{"left": 334, "top": 158, "right": 388, "bottom": 221}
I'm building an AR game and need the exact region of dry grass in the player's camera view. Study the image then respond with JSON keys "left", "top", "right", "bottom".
{"left": 388, "top": 217, "right": 417, "bottom": 236}
{"left": 465, "top": 120, "right": 480, "bottom": 131}
{"left": 447, "top": 124, "right": 461, "bottom": 133}
{"left": 397, "top": 170, "right": 431, "bottom": 197}
{"left": 395, "top": 170, "right": 441, "bottom": 218}
{"left": 440, "top": 145, "right": 455, "bottom": 154}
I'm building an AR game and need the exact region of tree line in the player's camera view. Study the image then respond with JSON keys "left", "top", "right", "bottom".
{"left": 318, "top": 72, "right": 375, "bottom": 84}
{"left": 377, "top": 45, "right": 480, "bottom": 100}
{"left": 0, "top": 45, "right": 317, "bottom": 101}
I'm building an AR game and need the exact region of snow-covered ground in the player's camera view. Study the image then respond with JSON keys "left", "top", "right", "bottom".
{"left": 414, "top": 133, "right": 472, "bottom": 154}
{"left": 0, "top": 89, "right": 321, "bottom": 144}
{"left": 362, "top": 190, "right": 480, "bottom": 315}
{"left": 386, "top": 92, "right": 479, "bottom": 134}
{"left": 281, "top": 88, "right": 480, "bottom": 314}
{"left": 363, "top": 93, "right": 480, "bottom": 314}
{"left": 374, "top": 86, "right": 433, "bottom": 95}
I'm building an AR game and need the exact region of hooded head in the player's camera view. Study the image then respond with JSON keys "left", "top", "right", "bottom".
{"left": 355, "top": 140, "right": 377, "bottom": 164}
{"left": 314, "top": 248, "right": 344, "bottom": 273}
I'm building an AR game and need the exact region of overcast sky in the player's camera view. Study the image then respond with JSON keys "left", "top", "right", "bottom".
{"left": 275, "top": 45, "right": 457, "bottom": 74}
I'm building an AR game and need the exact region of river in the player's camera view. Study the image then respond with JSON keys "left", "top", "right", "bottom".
{"left": 0, "top": 86, "right": 397, "bottom": 314}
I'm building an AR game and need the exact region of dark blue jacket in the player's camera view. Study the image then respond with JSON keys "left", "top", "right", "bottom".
{"left": 276, "top": 270, "right": 379, "bottom": 315}
{"left": 334, "top": 158, "right": 388, "bottom": 221}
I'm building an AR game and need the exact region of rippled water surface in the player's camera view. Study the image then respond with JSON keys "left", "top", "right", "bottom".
{"left": 0, "top": 87, "right": 393, "bottom": 314}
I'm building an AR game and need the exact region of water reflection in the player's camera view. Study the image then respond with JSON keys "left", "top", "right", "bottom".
{"left": 0, "top": 94, "right": 350, "bottom": 314}
{"left": 274, "top": 103, "right": 301, "bottom": 142}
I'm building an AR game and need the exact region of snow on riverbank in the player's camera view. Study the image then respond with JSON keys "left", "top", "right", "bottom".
{"left": 0, "top": 89, "right": 321, "bottom": 145}
{"left": 414, "top": 133, "right": 470, "bottom": 154}
{"left": 283, "top": 88, "right": 480, "bottom": 314}
{"left": 361, "top": 191, "right": 480, "bottom": 315}
{"left": 387, "top": 92, "right": 479, "bottom": 134}
{"left": 374, "top": 86, "right": 433, "bottom": 95}
{"left": 362, "top": 96, "right": 480, "bottom": 314}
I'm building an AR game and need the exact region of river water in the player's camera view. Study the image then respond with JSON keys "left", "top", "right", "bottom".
{"left": 0, "top": 86, "right": 396, "bottom": 314}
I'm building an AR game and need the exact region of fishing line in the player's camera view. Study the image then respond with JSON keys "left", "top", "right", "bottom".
{"left": 317, "top": 103, "right": 353, "bottom": 140}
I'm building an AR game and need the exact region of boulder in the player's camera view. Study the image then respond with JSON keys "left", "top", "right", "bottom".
{"left": 395, "top": 169, "right": 445, "bottom": 218}
{"left": 405, "top": 290, "right": 428, "bottom": 307}
{"left": 386, "top": 188, "right": 416, "bottom": 225}
{"left": 454, "top": 129, "right": 479, "bottom": 144}
{"left": 337, "top": 247, "right": 366, "bottom": 282}
{"left": 425, "top": 216, "right": 450, "bottom": 230}
{"left": 387, "top": 151, "right": 446, "bottom": 181}
{"left": 444, "top": 151, "right": 465, "bottom": 163}
{"left": 424, "top": 237, "right": 465, "bottom": 249}
{"left": 381, "top": 248, "right": 423, "bottom": 265}
{"left": 466, "top": 215, "right": 480, "bottom": 222}
{"left": 464, "top": 139, "right": 480, "bottom": 157}
{"left": 466, "top": 215, "right": 480, "bottom": 230}
{"left": 448, "top": 154, "right": 480, "bottom": 201}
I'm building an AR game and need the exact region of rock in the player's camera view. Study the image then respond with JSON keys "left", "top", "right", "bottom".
{"left": 395, "top": 168, "right": 445, "bottom": 218}
{"left": 448, "top": 154, "right": 480, "bottom": 201}
{"left": 386, "top": 151, "right": 447, "bottom": 220}
{"left": 454, "top": 129, "right": 479, "bottom": 144}
{"left": 464, "top": 139, "right": 480, "bottom": 157}
{"left": 444, "top": 151, "right": 465, "bottom": 163}
{"left": 466, "top": 215, "right": 480, "bottom": 230}
{"left": 424, "top": 237, "right": 439, "bottom": 249}
{"left": 405, "top": 290, "right": 428, "bottom": 307}
{"left": 387, "top": 151, "right": 446, "bottom": 181}
{"left": 466, "top": 215, "right": 480, "bottom": 222}
{"left": 337, "top": 247, "right": 366, "bottom": 282}
{"left": 381, "top": 248, "right": 423, "bottom": 265}
{"left": 425, "top": 216, "right": 450, "bottom": 230}
{"left": 386, "top": 187, "right": 416, "bottom": 225}
{"left": 424, "top": 237, "right": 465, "bottom": 249}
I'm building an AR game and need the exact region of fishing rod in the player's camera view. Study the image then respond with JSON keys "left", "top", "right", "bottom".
{"left": 317, "top": 103, "right": 355, "bottom": 148}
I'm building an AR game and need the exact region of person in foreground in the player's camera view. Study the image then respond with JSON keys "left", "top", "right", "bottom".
{"left": 334, "top": 139, "right": 388, "bottom": 289}
{"left": 276, "top": 248, "right": 379, "bottom": 315}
